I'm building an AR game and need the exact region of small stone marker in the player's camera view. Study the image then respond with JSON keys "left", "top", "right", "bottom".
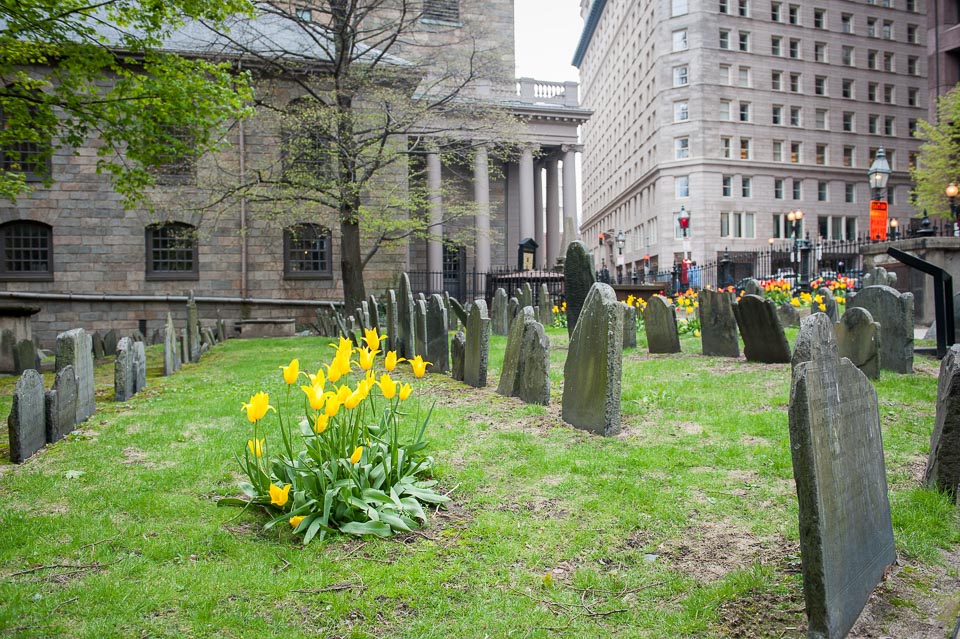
{"left": 398, "top": 273, "right": 415, "bottom": 359}
{"left": 385, "top": 290, "right": 399, "bottom": 353}
{"left": 925, "top": 344, "right": 960, "bottom": 499}
{"left": 426, "top": 294, "right": 449, "bottom": 374}
{"left": 451, "top": 330, "right": 466, "bottom": 381}
{"left": 414, "top": 298, "right": 427, "bottom": 359}
{"left": 836, "top": 307, "right": 881, "bottom": 380}
{"left": 45, "top": 365, "right": 78, "bottom": 444}
{"left": 92, "top": 332, "right": 105, "bottom": 359}
{"left": 789, "top": 313, "right": 896, "bottom": 639}
{"left": 700, "top": 288, "right": 740, "bottom": 358}
{"left": 643, "top": 295, "right": 680, "bottom": 354}
{"left": 816, "top": 287, "right": 840, "bottom": 322}
{"left": 497, "top": 307, "right": 550, "bottom": 405}
{"left": 217, "top": 318, "right": 226, "bottom": 343}
{"left": 777, "top": 302, "right": 801, "bottom": 328}
{"left": 103, "top": 328, "right": 118, "bottom": 357}
{"left": 562, "top": 282, "right": 623, "bottom": 436}
{"left": 163, "top": 313, "right": 178, "bottom": 376}
{"left": 56, "top": 328, "right": 94, "bottom": 424}
{"left": 741, "top": 278, "right": 764, "bottom": 297}
{"left": 464, "top": 299, "right": 491, "bottom": 388}
{"left": 8, "top": 369, "right": 46, "bottom": 463}
{"left": 492, "top": 288, "right": 509, "bottom": 336}
{"left": 186, "top": 291, "right": 201, "bottom": 363}
{"left": 133, "top": 341, "right": 146, "bottom": 393}
{"left": 13, "top": 338, "right": 37, "bottom": 373}
{"left": 733, "top": 294, "right": 791, "bottom": 363}
{"left": 622, "top": 303, "right": 638, "bottom": 348}
{"left": 115, "top": 337, "right": 135, "bottom": 402}
{"left": 564, "top": 240, "right": 597, "bottom": 337}
{"left": 848, "top": 285, "right": 914, "bottom": 374}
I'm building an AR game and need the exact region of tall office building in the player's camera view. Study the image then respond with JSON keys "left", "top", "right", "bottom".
{"left": 574, "top": 0, "right": 927, "bottom": 280}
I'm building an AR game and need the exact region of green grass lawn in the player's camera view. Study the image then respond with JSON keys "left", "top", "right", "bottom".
{"left": 0, "top": 327, "right": 957, "bottom": 638}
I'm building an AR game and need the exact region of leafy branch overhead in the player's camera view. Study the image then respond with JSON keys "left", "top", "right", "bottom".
{"left": 912, "top": 87, "right": 960, "bottom": 218}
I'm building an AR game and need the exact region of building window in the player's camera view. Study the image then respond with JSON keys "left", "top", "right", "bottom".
{"left": 814, "top": 76, "right": 827, "bottom": 96}
{"left": 908, "top": 87, "right": 919, "bottom": 107}
{"left": 841, "top": 46, "right": 853, "bottom": 66}
{"left": 673, "top": 29, "right": 688, "bottom": 51}
{"left": 884, "top": 116, "right": 894, "bottom": 136}
{"left": 719, "top": 64, "right": 732, "bottom": 85}
{"left": 771, "top": 2, "right": 781, "bottom": 21}
{"left": 721, "top": 137, "right": 732, "bottom": 158}
{"left": 842, "top": 79, "right": 854, "bottom": 99}
{"left": 739, "top": 102, "right": 751, "bottom": 122}
{"left": 0, "top": 221, "right": 53, "bottom": 280}
{"left": 720, "top": 30, "right": 731, "bottom": 50}
{"left": 672, "top": 0, "right": 689, "bottom": 15}
{"left": 843, "top": 145, "right": 855, "bottom": 167}
{"left": 722, "top": 175, "right": 733, "bottom": 197}
{"left": 1, "top": 98, "right": 52, "bottom": 184}
{"left": 739, "top": 138, "right": 752, "bottom": 160}
{"left": 676, "top": 175, "right": 690, "bottom": 198}
{"left": 720, "top": 211, "right": 756, "bottom": 238}
{"left": 815, "top": 109, "right": 827, "bottom": 130}
{"left": 283, "top": 97, "right": 337, "bottom": 183}
{"left": 738, "top": 32, "right": 750, "bottom": 52}
{"left": 673, "top": 65, "right": 689, "bottom": 86}
{"left": 774, "top": 178, "right": 784, "bottom": 199}
{"left": 908, "top": 119, "right": 918, "bottom": 135}
{"left": 882, "top": 20, "right": 893, "bottom": 40}
{"left": 742, "top": 176, "right": 752, "bottom": 197}
{"left": 907, "top": 56, "right": 918, "bottom": 75}
{"left": 772, "top": 36, "right": 783, "bottom": 56}
{"left": 907, "top": 24, "right": 919, "bottom": 44}
{"left": 284, "top": 223, "right": 332, "bottom": 279}
{"left": 883, "top": 84, "right": 894, "bottom": 104}
{"left": 792, "top": 179, "right": 802, "bottom": 199}
{"left": 843, "top": 112, "right": 854, "bottom": 132}
{"left": 818, "top": 181, "right": 828, "bottom": 201}
{"left": 738, "top": 0, "right": 749, "bottom": 17}
{"left": 675, "top": 137, "right": 690, "bottom": 159}
{"left": 772, "top": 105, "right": 783, "bottom": 125}
{"left": 719, "top": 0, "right": 730, "bottom": 14}
{"left": 814, "top": 43, "right": 826, "bottom": 63}
{"left": 789, "top": 106, "right": 801, "bottom": 127}
{"left": 789, "top": 38, "right": 800, "bottom": 59}
{"left": 845, "top": 183, "right": 856, "bottom": 203}
{"left": 867, "top": 18, "right": 877, "bottom": 38}
{"left": 773, "top": 140, "right": 784, "bottom": 162}
{"left": 868, "top": 50, "right": 878, "bottom": 70}
{"left": 423, "top": 0, "right": 460, "bottom": 22}
{"left": 841, "top": 14, "right": 852, "bottom": 34}
{"left": 788, "top": 4, "right": 799, "bottom": 24}
{"left": 814, "top": 8, "right": 825, "bottom": 29}
{"left": 906, "top": 0, "right": 917, "bottom": 11}
{"left": 674, "top": 101, "right": 689, "bottom": 122}
{"left": 720, "top": 100, "right": 732, "bottom": 121}
{"left": 868, "top": 83, "right": 878, "bottom": 102}
{"left": 790, "top": 141, "right": 801, "bottom": 163}
{"left": 771, "top": 71, "right": 783, "bottom": 91}
{"left": 869, "top": 114, "right": 879, "bottom": 134}
{"left": 816, "top": 144, "right": 827, "bottom": 165}
{"left": 789, "top": 73, "right": 801, "bottom": 93}
{"left": 145, "top": 222, "right": 198, "bottom": 280}
{"left": 738, "top": 66, "right": 751, "bottom": 87}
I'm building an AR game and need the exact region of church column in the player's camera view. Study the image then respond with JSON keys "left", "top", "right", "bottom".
{"left": 561, "top": 145, "right": 580, "bottom": 251}
{"left": 473, "top": 145, "right": 491, "bottom": 273}
{"left": 533, "top": 162, "right": 544, "bottom": 267}
{"left": 427, "top": 149, "right": 443, "bottom": 293}
{"left": 519, "top": 146, "right": 535, "bottom": 242}
{"left": 546, "top": 156, "right": 560, "bottom": 268}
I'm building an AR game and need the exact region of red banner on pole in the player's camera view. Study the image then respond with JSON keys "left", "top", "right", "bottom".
{"left": 869, "top": 200, "right": 889, "bottom": 240}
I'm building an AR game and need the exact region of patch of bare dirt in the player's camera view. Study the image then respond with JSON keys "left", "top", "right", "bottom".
{"left": 711, "top": 587, "right": 806, "bottom": 638}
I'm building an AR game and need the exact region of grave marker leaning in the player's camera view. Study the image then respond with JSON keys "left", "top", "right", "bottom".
{"left": 836, "top": 307, "right": 881, "bottom": 380}
{"left": 46, "top": 365, "right": 78, "bottom": 444}
{"left": 563, "top": 241, "right": 596, "bottom": 337}
{"left": 643, "top": 295, "right": 681, "bottom": 354}
{"left": 426, "top": 294, "right": 449, "bottom": 374}
{"left": 8, "top": 369, "right": 46, "bottom": 463}
{"left": 464, "top": 299, "right": 491, "bottom": 388}
{"left": 56, "top": 328, "right": 94, "bottom": 424}
{"left": 733, "top": 294, "right": 791, "bottom": 363}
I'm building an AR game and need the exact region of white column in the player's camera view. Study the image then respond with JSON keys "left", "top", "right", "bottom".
{"left": 473, "top": 145, "right": 491, "bottom": 273}
{"left": 519, "top": 146, "right": 535, "bottom": 242}
{"left": 533, "top": 163, "right": 544, "bottom": 267}
{"left": 561, "top": 146, "right": 579, "bottom": 251}
{"left": 427, "top": 150, "right": 443, "bottom": 292}
{"left": 546, "top": 157, "right": 560, "bottom": 268}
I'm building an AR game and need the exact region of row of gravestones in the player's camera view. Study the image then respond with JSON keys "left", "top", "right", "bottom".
{"left": 161, "top": 293, "right": 227, "bottom": 378}
{"left": 7, "top": 329, "right": 96, "bottom": 463}
{"left": 490, "top": 284, "right": 554, "bottom": 336}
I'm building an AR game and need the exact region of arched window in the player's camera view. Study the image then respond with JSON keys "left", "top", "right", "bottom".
{"left": 284, "top": 223, "right": 332, "bottom": 279}
{"left": 0, "top": 221, "right": 53, "bottom": 280}
{"left": 145, "top": 222, "right": 198, "bottom": 280}
{"left": 281, "top": 97, "right": 337, "bottom": 184}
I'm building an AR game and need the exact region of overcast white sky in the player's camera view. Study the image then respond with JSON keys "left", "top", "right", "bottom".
{"left": 513, "top": 1, "right": 583, "bottom": 83}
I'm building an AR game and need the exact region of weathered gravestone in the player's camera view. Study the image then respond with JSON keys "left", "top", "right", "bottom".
{"left": 426, "top": 294, "right": 449, "bottom": 374}
{"left": 622, "top": 303, "right": 638, "bottom": 349}
{"left": 133, "top": 341, "right": 146, "bottom": 394}
{"left": 367, "top": 295, "right": 380, "bottom": 334}
{"left": 497, "top": 307, "right": 550, "bottom": 405}
{"left": 507, "top": 297, "right": 519, "bottom": 328}
{"left": 836, "top": 307, "right": 881, "bottom": 380}
{"left": 414, "top": 299, "right": 428, "bottom": 359}
{"left": 444, "top": 292, "right": 458, "bottom": 330}
{"left": 816, "top": 287, "right": 840, "bottom": 322}
{"left": 448, "top": 297, "right": 468, "bottom": 327}
{"left": 0, "top": 328, "right": 15, "bottom": 373}
{"left": 103, "top": 328, "right": 118, "bottom": 357}
{"left": 450, "top": 330, "right": 466, "bottom": 382}
{"left": 492, "top": 288, "right": 509, "bottom": 336}
{"left": 562, "top": 283, "right": 623, "bottom": 436}
{"left": 180, "top": 328, "right": 189, "bottom": 366}
{"left": 464, "top": 299, "right": 491, "bottom": 388}
{"left": 150, "top": 329, "right": 163, "bottom": 345}
{"left": 13, "top": 338, "right": 37, "bottom": 373}
{"left": 538, "top": 284, "right": 553, "bottom": 327}
{"left": 564, "top": 241, "right": 596, "bottom": 337}
{"left": 777, "top": 302, "right": 801, "bottom": 328}
{"left": 741, "top": 278, "right": 764, "bottom": 297}
{"left": 791, "top": 314, "right": 839, "bottom": 373}
{"left": 733, "top": 294, "right": 791, "bottom": 363}
{"left": 131, "top": 329, "right": 145, "bottom": 343}
{"left": 848, "top": 285, "right": 914, "bottom": 374}
{"left": 385, "top": 290, "right": 399, "bottom": 353}
{"left": 924, "top": 344, "right": 960, "bottom": 500}
{"left": 115, "top": 337, "right": 135, "bottom": 402}
{"left": 163, "top": 313, "right": 179, "bottom": 376}
{"left": 92, "top": 332, "right": 105, "bottom": 359}
{"left": 643, "top": 295, "right": 680, "bottom": 354}
{"left": 398, "top": 273, "right": 416, "bottom": 359}
{"left": 789, "top": 312, "right": 896, "bottom": 639}
{"left": 56, "top": 328, "right": 94, "bottom": 424}
{"left": 699, "top": 288, "right": 740, "bottom": 358}
{"left": 498, "top": 306, "right": 533, "bottom": 397}
{"left": 862, "top": 266, "right": 896, "bottom": 288}
{"left": 519, "top": 283, "right": 534, "bottom": 310}
{"left": 186, "top": 292, "right": 201, "bottom": 363}
{"left": 217, "top": 318, "right": 226, "bottom": 343}
{"left": 45, "top": 365, "right": 77, "bottom": 444}
{"left": 8, "top": 369, "right": 46, "bottom": 463}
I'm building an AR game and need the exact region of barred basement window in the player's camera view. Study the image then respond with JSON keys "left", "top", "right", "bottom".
{"left": 0, "top": 221, "right": 53, "bottom": 280}
{"left": 145, "top": 222, "right": 198, "bottom": 280}
{"left": 284, "top": 223, "right": 332, "bottom": 279}
{"left": 423, "top": 0, "right": 459, "bottom": 23}
{"left": 151, "top": 125, "right": 197, "bottom": 185}
{"left": 1, "top": 97, "right": 51, "bottom": 183}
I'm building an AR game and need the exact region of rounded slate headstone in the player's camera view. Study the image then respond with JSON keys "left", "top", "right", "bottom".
{"left": 848, "top": 285, "right": 914, "bottom": 374}
{"left": 700, "top": 288, "right": 740, "bottom": 358}
{"left": 733, "top": 295, "right": 791, "bottom": 364}
{"left": 563, "top": 241, "right": 596, "bottom": 337}
{"left": 643, "top": 295, "right": 681, "bottom": 354}
{"left": 426, "top": 294, "right": 449, "bottom": 374}
{"left": 837, "top": 307, "right": 881, "bottom": 380}
{"left": 8, "top": 369, "right": 46, "bottom": 463}
{"left": 57, "top": 328, "right": 95, "bottom": 424}
{"left": 621, "top": 303, "right": 638, "bottom": 349}
{"left": 414, "top": 299, "right": 428, "bottom": 359}
{"left": 115, "top": 337, "right": 134, "bottom": 402}
{"left": 464, "top": 300, "right": 491, "bottom": 388}
{"left": 516, "top": 320, "right": 550, "bottom": 406}
{"left": 777, "top": 302, "right": 801, "bottom": 328}
{"left": 450, "top": 330, "right": 466, "bottom": 382}
{"left": 815, "top": 287, "right": 840, "bottom": 323}
{"left": 45, "top": 365, "right": 78, "bottom": 444}
{"left": 492, "top": 288, "right": 509, "bottom": 336}
{"left": 924, "top": 344, "right": 960, "bottom": 499}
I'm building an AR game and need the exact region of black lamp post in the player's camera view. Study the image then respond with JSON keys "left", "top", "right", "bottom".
{"left": 868, "top": 148, "right": 892, "bottom": 202}
{"left": 946, "top": 183, "right": 959, "bottom": 235}
{"left": 615, "top": 230, "right": 625, "bottom": 283}
{"left": 616, "top": 230, "right": 625, "bottom": 254}
{"left": 889, "top": 217, "right": 899, "bottom": 241}
{"left": 787, "top": 209, "right": 803, "bottom": 288}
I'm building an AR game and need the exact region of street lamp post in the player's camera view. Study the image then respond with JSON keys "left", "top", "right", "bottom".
{"left": 946, "top": 182, "right": 959, "bottom": 236}
{"left": 868, "top": 148, "right": 892, "bottom": 202}
{"left": 889, "top": 217, "right": 899, "bottom": 241}
{"left": 616, "top": 230, "right": 626, "bottom": 283}
{"left": 787, "top": 209, "right": 803, "bottom": 288}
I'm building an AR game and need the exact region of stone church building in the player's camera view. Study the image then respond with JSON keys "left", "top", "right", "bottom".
{"left": 0, "top": 0, "right": 588, "bottom": 346}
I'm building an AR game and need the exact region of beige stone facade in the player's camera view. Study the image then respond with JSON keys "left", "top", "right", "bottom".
{"left": 575, "top": 0, "right": 927, "bottom": 280}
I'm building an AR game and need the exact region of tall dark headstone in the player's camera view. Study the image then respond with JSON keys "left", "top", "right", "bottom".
{"left": 385, "top": 290, "right": 398, "bottom": 353}
{"left": 733, "top": 294, "right": 791, "bottom": 364}
{"left": 426, "top": 294, "right": 449, "bottom": 374}
{"left": 92, "top": 332, "right": 105, "bottom": 359}
{"left": 789, "top": 313, "right": 895, "bottom": 639}
{"left": 538, "top": 284, "right": 554, "bottom": 327}
{"left": 367, "top": 295, "right": 380, "bottom": 334}
{"left": 45, "top": 365, "right": 78, "bottom": 444}
{"left": 133, "top": 341, "right": 146, "bottom": 393}
{"left": 848, "top": 285, "right": 914, "bottom": 374}
{"left": 448, "top": 297, "right": 468, "bottom": 326}
{"left": 13, "top": 338, "right": 37, "bottom": 373}
{"left": 519, "top": 282, "right": 534, "bottom": 309}
{"left": 464, "top": 299, "right": 491, "bottom": 388}
{"left": 497, "top": 307, "right": 535, "bottom": 397}
{"left": 163, "top": 313, "right": 178, "bottom": 376}
{"left": 8, "top": 369, "right": 46, "bottom": 463}
{"left": 643, "top": 295, "right": 681, "bottom": 354}
{"left": 115, "top": 337, "right": 135, "bottom": 402}
{"left": 563, "top": 241, "right": 596, "bottom": 337}
{"left": 836, "top": 307, "right": 881, "bottom": 380}
{"left": 179, "top": 328, "right": 189, "bottom": 366}
{"left": 444, "top": 291, "right": 458, "bottom": 330}
{"left": 414, "top": 299, "right": 428, "bottom": 359}
{"left": 925, "top": 345, "right": 960, "bottom": 500}
{"left": 186, "top": 291, "right": 201, "bottom": 363}
{"left": 497, "top": 307, "right": 550, "bottom": 405}
{"left": 398, "top": 273, "right": 416, "bottom": 359}
{"left": 103, "top": 329, "right": 118, "bottom": 357}
{"left": 0, "top": 328, "right": 15, "bottom": 373}
{"left": 777, "top": 302, "right": 801, "bottom": 328}
{"left": 451, "top": 330, "right": 466, "bottom": 381}
{"left": 622, "top": 303, "right": 638, "bottom": 349}
{"left": 507, "top": 297, "right": 519, "bottom": 328}
{"left": 492, "top": 288, "right": 509, "bottom": 336}
{"left": 699, "top": 288, "right": 740, "bottom": 358}
{"left": 56, "top": 328, "right": 94, "bottom": 424}
{"left": 562, "top": 283, "right": 623, "bottom": 436}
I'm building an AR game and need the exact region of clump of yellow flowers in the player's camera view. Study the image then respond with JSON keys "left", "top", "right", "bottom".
{"left": 220, "top": 328, "right": 447, "bottom": 544}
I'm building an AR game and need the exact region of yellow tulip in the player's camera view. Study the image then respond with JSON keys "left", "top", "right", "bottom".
{"left": 378, "top": 373, "right": 397, "bottom": 399}
{"left": 363, "top": 328, "right": 383, "bottom": 351}
{"left": 790, "top": 297, "right": 801, "bottom": 307}
{"left": 357, "top": 346, "right": 378, "bottom": 371}
{"left": 398, "top": 383, "right": 413, "bottom": 401}
{"left": 289, "top": 515, "right": 305, "bottom": 528}
{"left": 331, "top": 335, "right": 353, "bottom": 355}
{"left": 818, "top": 303, "right": 827, "bottom": 312}
{"left": 685, "top": 306, "right": 694, "bottom": 314}
{"left": 240, "top": 392, "right": 275, "bottom": 423}
{"left": 384, "top": 350, "right": 404, "bottom": 371}
{"left": 314, "top": 414, "right": 328, "bottom": 434}
{"left": 279, "top": 359, "right": 300, "bottom": 385}
{"left": 324, "top": 395, "right": 342, "bottom": 418}
{"left": 350, "top": 446, "right": 363, "bottom": 464}
{"left": 409, "top": 355, "right": 431, "bottom": 378}
{"left": 552, "top": 305, "right": 559, "bottom": 314}
{"left": 814, "top": 294, "right": 824, "bottom": 304}
{"left": 337, "top": 384, "right": 352, "bottom": 403}
{"left": 344, "top": 388, "right": 364, "bottom": 410}
{"left": 308, "top": 368, "right": 325, "bottom": 388}
{"left": 269, "top": 483, "right": 291, "bottom": 507}
{"left": 247, "top": 438, "right": 265, "bottom": 458}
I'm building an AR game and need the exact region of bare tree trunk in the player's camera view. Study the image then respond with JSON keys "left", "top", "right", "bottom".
{"left": 340, "top": 212, "right": 366, "bottom": 311}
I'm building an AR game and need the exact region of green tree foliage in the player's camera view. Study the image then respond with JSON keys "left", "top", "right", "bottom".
{"left": 912, "top": 86, "right": 960, "bottom": 218}
{"left": 0, "top": 0, "right": 253, "bottom": 206}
